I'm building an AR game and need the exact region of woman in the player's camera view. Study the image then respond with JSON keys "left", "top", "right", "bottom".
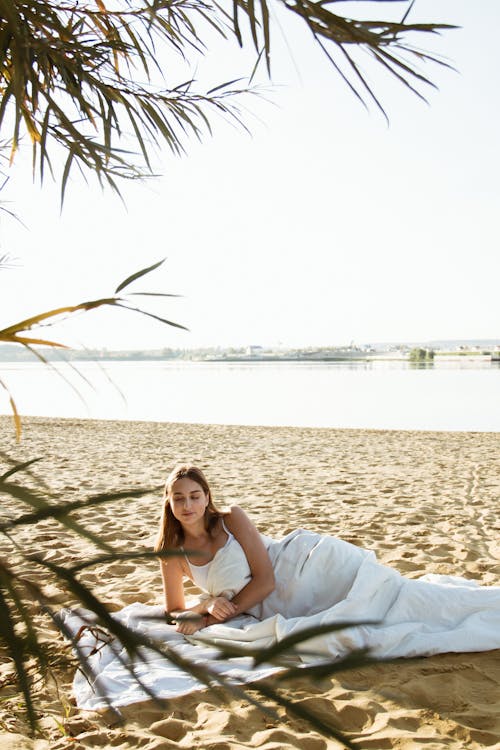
{"left": 156, "top": 464, "right": 500, "bottom": 660}
{"left": 155, "top": 463, "right": 275, "bottom": 635}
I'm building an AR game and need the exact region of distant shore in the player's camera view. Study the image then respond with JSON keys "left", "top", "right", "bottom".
{"left": 0, "top": 351, "right": 497, "bottom": 364}
{"left": 1, "top": 340, "right": 499, "bottom": 364}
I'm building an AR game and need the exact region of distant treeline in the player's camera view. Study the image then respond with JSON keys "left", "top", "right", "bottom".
{"left": 408, "top": 348, "right": 435, "bottom": 362}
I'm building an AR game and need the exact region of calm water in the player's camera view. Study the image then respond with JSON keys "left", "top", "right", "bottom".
{"left": 1, "top": 359, "right": 499, "bottom": 432}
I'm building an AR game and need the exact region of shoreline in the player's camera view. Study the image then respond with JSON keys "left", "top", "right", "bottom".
{"left": 2, "top": 414, "right": 500, "bottom": 438}
{"left": 1, "top": 416, "right": 499, "bottom": 748}
{"left": 4, "top": 412, "right": 500, "bottom": 431}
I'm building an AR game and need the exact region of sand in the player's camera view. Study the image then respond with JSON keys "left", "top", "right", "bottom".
{"left": 0, "top": 415, "right": 499, "bottom": 749}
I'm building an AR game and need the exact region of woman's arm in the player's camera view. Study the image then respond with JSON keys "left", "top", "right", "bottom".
{"left": 160, "top": 507, "right": 275, "bottom": 630}
{"left": 160, "top": 554, "right": 233, "bottom": 632}
{"left": 160, "top": 555, "right": 186, "bottom": 614}
{"left": 219, "top": 505, "right": 275, "bottom": 619}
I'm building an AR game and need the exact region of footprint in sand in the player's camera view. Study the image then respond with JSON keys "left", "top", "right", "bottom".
{"left": 294, "top": 697, "right": 373, "bottom": 733}
{"left": 252, "top": 728, "right": 326, "bottom": 749}
{"left": 150, "top": 718, "right": 188, "bottom": 741}
{"left": 108, "top": 563, "right": 136, "bottom": 575}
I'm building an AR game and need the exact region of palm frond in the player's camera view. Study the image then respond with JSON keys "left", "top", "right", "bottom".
{"left": 252, "top": 619, "right": 379, "bottom": 666}
{"left": 114, "top": 259, "right": 167, "bottom": 294}
{"left": 273, "top": 0, "right": 455, "bottom": 110}
{"left": 1, "top": 481, "right": 117, "bottom": 553}
{"left": 0, "top": 258, "right": 184, "bottom": 438}
{"left": 0, "top": 487, "right": 162, "bottom": 532}
{"left": 0, "top": 376, "right": 21, "bottom": 441}
{"left": 253, "top": 679, "right": 357, "bottom": 749}
{"left": 0, "top": 461, "right": 412, "bottom": 746}
{"left": 0, "top": 1, "right": 455, "bottom": 198}
{"left": 0, "top": 0, "right": 252, "bottom": 199}
{"left": 0, "top": 582, "right": 38, "bottom": 732}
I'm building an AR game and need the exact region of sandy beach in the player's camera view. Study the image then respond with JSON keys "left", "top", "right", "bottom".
{"left": 1, "top": 415, "right": 499, "bottom": 749}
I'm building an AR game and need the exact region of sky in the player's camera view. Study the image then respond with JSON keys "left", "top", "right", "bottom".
{"left": 1, "top": 0, "right": 499, "bottom": 351}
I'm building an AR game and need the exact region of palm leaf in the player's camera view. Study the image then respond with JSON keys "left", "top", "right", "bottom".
{"left": 0, "top": 461, "right": 394, "bottom": 747}
{"left": 0, "top": 482, "right": 116, "bottom": 553}
{"left": 113, "top": 302, "right": 189, "bottom": 331}
{"left": 0, "top": 300, "right": 119, "bottom": 337}
{"left": 0, "top": 585, "right": 37, "bottom": 732}
{"left": 128, "top": 292, "right": 183, "bottom": 298}
{"left": 19, "top": 574, "right": 164, "bottom": 716}
{"left": 0, "top": 457, "right": 44, "bottom": 483}
{"left": 40, "top": 600, "right": 124, "bottom": 721}
{"left": 69, "top": 549, "right": 186, "bottom": 574}
{"left": 253, "top": 680, "right": 357, "bottom": 749}
{"left": 0, "top": 335, "right": 68, "bottom": 347}
{"left": 197, "top": 618, "right": 378, "bottom": 666}
{"left": 0, "top": 376, "right": 21, "bottom": 441}
{"left": 277, "top": 649, "right": 390, "bottom": 682}
{"left": 0, "top": 563, "right": 49, "bottom": 675}
{"left": 0, "top": 0, "right": 455, "bottom": 198}
{"left": 114, "top": 258, "right": 166, "bottom": 293}
{"left": 0, "top": 487, "right": 161, "bottom": 532}
{"left": 2, "top": 469, "right": 345, "bottom": 740}
{"left": 0, "top": 452, "right": 51, "bottom": 490}
{"left": 251, "top": 619, "right": 379, "bottom": 666}
{"left": 0, "top": 259, "right": 184, "bottom": 437}
{"left": 29, "top": 556, "right": 280, "bottom": 711}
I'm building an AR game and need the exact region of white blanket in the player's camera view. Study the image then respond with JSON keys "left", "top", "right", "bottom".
{"left": 60, "top": 605, "right": 279, "bottom": 710}
{"left": 60, "top": 530, "right": 500, "bottom": 709}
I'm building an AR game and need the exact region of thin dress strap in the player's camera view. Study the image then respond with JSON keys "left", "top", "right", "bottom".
{"left": 221, "top": 516, "right": 233, "bottom": 539}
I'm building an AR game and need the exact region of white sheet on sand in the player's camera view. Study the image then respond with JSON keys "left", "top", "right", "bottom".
{"left": 60, "top": 529, "right": 500, "bottom": 710}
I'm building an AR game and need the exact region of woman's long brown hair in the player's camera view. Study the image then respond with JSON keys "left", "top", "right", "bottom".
{"left": 154, "top": 464, "right": 224, "bottom": 550}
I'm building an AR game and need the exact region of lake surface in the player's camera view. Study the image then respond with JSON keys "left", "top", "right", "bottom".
{"left": 1, "top": 359, "right": 499, "bottom": 432}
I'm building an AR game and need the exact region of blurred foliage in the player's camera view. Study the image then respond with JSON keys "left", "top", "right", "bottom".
{"left": 0, "top": 258, "right": 184, "bottom": 439}
{"left": 0, "top": 3, "right": 459, "bottom": 745}
{"left": 0, "top": 457, "right": 386, "bottom": 748}
{"left": 0, "top": 1, "right": 455, "bottom": 199}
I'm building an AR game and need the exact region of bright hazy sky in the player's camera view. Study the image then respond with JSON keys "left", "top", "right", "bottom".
{"left": 1, "top": 0, "right": 499, "bottom": 351}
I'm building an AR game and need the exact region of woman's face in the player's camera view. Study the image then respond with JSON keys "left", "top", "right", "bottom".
{"left": 168, "top": 477, "right": 209, "bottom": 527}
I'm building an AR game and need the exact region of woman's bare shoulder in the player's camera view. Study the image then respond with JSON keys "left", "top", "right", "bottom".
{"left": 223, "top": 505, "right": 258, "bottom": 534}
{"left": 223, "top": 506, "right": 273, "bottom": 578}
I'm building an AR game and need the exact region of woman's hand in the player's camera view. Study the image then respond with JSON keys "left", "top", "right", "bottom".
{"left": 206, "top": 596, "right": 237, "bottom": 621}
{"left": 173, "top": 611, "right": 205, "bottom": 635}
